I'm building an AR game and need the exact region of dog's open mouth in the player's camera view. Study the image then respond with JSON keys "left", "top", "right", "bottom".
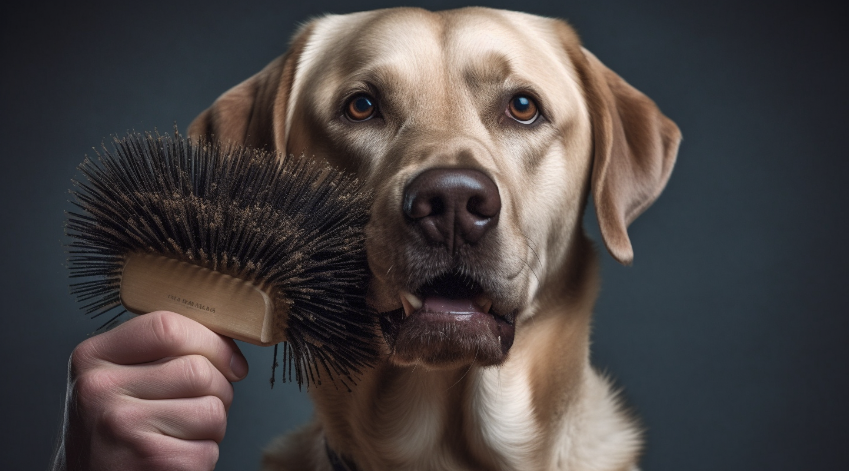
{"left": 379, "top": 272, "right": 516, "bottom": 367}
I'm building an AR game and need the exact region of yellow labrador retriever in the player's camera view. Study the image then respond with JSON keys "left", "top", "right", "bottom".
{"left": 189, "top": 7, "right": 680, "bottom": 471}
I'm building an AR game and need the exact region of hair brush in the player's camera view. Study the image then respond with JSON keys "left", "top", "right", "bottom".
{"left": 65, "top": 131, "right": 375, "bottom": 388}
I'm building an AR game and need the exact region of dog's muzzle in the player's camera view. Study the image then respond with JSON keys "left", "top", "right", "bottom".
{"left": 379, "top": 168, "right": 516, "bottom": 367}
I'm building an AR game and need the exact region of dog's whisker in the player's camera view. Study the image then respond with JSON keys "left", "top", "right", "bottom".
{"left": 521, "top": 231, "right": 543, "bottom": 269}
{"left": 521, "top": 254, "right": 541, "bottom": 286}
{"left": 447, "top": 354, "right": 476, "bottom": 391}
{"left": 527, "top": 242, "right": 542, "bottom": 269}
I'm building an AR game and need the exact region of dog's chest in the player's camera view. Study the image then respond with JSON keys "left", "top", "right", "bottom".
{"left": 467, "top": 363, "right": 544, "bottom": 469}
{"left": 364, "top": 365, "right": 543, "bottom": 471}
{"left": 376, "top": 377, "right": 445, "bottom": 465}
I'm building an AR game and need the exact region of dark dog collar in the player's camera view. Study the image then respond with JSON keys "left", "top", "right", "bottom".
{"left": 326, "top": 437, "right": 359, "bottom": 471}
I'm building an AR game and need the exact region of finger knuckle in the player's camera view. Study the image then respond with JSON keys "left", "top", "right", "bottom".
{"left": 197, "top": 396, "right": 227, "bottom": 424}
{"left": 149, "top": 311, "right": 188, "bottom": 348}
{"left": 70, "top": 338, "right": 100, "bottom": 372}
{"left": 73, "top": 369, "right": 116, "bottom": 405}
{"left": 132, "top": 434, "right": 172, "bottom": 466}
{"left": 99, "top": 402, "right": 141, "bottom": 441}
{"left": 180, "top": 355, "right": 216, "bottom": 392}
{"left": 186, "top": 440, "right": 220, "bottom": 470}
{"left": 199, "top": 441, "right": 220, "bottom": 470}
{"left": 220, "top": 381, "right": 235, "bottom": 409}
{"left": 145, "top": 439, "right": 219, "bottom": 471}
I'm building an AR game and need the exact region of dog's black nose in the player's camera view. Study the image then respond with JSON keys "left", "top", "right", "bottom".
{"left": 403, "top": 169, "right": 501, "bottom": 250}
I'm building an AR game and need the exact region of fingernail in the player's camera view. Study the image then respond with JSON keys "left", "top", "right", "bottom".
{"left": 230, "top": 353, "right": 249, "bottom": 380}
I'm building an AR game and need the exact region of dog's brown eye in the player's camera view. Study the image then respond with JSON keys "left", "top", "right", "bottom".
{"left": 345, "top": 95, "right": 377, "bottom": 121}
{"left": 507, "top": 95, "right": 539, "bottom": 124}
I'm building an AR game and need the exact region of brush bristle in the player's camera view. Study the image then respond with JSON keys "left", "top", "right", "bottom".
{"left": 65, "top": 131, "right": 376, "bottom": 388}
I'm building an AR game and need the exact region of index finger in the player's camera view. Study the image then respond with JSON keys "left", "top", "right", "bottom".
{"left": 79, "top": 311, "right": 249, "bottom": 382}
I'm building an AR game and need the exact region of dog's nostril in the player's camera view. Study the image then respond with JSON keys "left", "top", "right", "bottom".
{"left": 430, "top": 198, "right": 445, "bottom": 215}
{"left": 404, "top": 196, "right": 444, "bottom": 218}
{"left": 403, "top": 168, "right": 501, "bottom": 248}
{"left": 468, "top": 195, "right": 499, "bottom": 218}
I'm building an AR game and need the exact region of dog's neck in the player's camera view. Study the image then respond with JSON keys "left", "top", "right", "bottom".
{"left": 306, "top": 237, "right": 639, "bottom": 471}
{"left": 314, "top": 348, "right": 588, "bottom": 470}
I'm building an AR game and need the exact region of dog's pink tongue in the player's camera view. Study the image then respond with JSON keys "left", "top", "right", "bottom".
{"left": 421, "top": 296, "right": 482, "bottom": 315}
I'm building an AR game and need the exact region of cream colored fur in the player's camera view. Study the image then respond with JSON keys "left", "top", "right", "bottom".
{"left": 188, "top": 7, "right": 680, "bottom": 471}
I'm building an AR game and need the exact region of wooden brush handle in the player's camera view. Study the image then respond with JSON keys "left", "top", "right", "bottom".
{"left": 120, "top": 253, "right": 287, "bottom": 346}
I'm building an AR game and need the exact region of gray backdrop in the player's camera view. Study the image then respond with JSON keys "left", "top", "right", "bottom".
{"left": 2, "top": 0, "right": 847, "bottom": 469}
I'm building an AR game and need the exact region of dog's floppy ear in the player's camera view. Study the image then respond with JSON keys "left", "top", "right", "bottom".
{"left": 572, "top": 45, "right": 681, "bottom": 265}
{"left": 187, "top": 23, "right": 315, "bottom": 151}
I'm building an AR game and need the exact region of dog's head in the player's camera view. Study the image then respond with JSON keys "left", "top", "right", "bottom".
{"left": 189, "top": 7, "right": 680, "bottom": 370}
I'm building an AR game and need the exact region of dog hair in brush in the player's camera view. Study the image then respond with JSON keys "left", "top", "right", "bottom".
{"left": 65, "top": 131, "right": 375, "bottom": 388}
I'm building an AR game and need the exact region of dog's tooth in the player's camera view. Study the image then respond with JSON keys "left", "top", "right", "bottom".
{"left": 400, "top": 291, "right": 422, "bottom": 316}
{"left": 474, "top": 295, "right": 493, "bottom": 313}
{"left": 400, "top": 297, "right": 413, "bottom": 317}
{"left": 404, "top": 291, "right": 423, "bottom": 309}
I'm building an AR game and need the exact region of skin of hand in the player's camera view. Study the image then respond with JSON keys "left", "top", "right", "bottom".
{"left": 63, "top": 311, "right": 249, "bottom": 471}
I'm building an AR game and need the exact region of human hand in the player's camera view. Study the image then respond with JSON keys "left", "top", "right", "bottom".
{"left": 62, "top": 311, "right": 248, "bottom": 471}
